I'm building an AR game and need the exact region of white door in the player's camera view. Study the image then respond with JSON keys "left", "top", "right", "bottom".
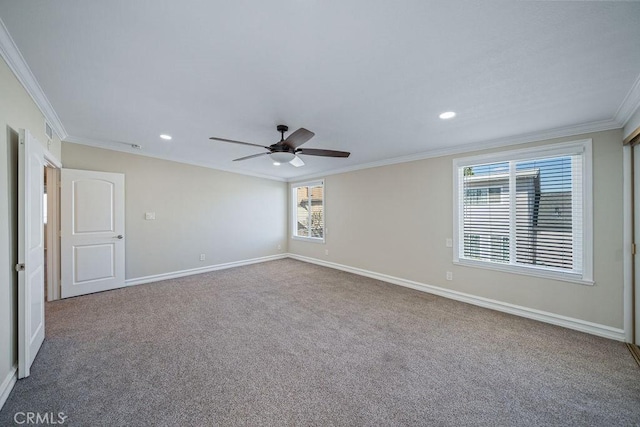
{"left": 61, "top": 169, "right": 125, "bottom": 298}
{"left": 18, "top": 130, "right": 46, "bottom": 378}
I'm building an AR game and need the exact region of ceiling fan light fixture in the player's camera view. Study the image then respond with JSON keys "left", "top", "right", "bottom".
{"left": 270, "top": 152, "right": 296, "bottom": 163}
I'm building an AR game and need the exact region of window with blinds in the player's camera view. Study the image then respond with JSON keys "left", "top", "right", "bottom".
{"left": 292, "top": 180, "right": 325, "bottom": 241}
{"left": 453, "top": 140, "right": 592, "bottom": 284}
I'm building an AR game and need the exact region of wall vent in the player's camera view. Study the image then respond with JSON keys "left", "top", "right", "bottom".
{"left": 45, "top": 120, "right": 53, "bottom": 141}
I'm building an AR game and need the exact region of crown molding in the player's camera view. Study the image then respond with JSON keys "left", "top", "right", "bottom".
{"left": 0, "top": 18, "right": 68, "bottom": 140}
{"left": 615, "top": 72, "right": 640, "bottom": 128}
{"left": 66, "top": 117, "right": 619, "bottom": 185}
{"left": 289, "top": 118, "right": 621, "bottom": 182}
{"left": 64, "top": 135, "right": 287, "bottom": 182}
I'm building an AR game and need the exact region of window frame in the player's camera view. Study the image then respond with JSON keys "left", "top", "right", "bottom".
{"left": 291, "top": 179, "right": 326, "bottom": 243}
{"left": 452, "top": 139, "right": 593, "bottom": 285}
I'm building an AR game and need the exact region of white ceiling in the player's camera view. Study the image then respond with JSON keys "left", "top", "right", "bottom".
{"left": 1, "top": 1, "right": 639, "bottom": 181}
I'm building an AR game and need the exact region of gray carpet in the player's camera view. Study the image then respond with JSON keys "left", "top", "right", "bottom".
{"left": 1, "top": 259, "right": 638, "bottom": 426}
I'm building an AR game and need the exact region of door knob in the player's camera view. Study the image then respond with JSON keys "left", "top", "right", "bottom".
{"left": 116, "top": 235, "right": 123, "bottom": 239}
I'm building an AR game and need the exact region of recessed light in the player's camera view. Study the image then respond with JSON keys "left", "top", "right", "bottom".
{"left": 439, "top": 111, "right": 456, "bottom": 119}
{"left": 273, "top": 162, "right": 281, "bottom": 166}
{"left": 160, "top": 134, "right": 172, "bottom": 140}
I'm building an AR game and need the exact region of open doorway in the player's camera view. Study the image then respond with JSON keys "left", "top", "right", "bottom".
{"left": 44, "top": 167, "right": 47, "bottom": 301}
{"left": 45, "top": 166, "right": 60, "bottom": 301}
{"left": 624, "top": 132, "right": 640, "bottom": 364}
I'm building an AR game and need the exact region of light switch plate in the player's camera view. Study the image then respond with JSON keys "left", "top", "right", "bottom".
{"left": 446, "top": 238, "right": 452, "bottom": 247}
{"left": 145, "top": 212, "right": 156, "bottom": 220}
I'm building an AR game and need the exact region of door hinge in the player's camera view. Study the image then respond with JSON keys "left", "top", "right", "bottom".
{"left": 15, "top": 263, "right": 25, "bottom": 272}
{"left": 632, "top": 243, "right": 637, "bottom": 255}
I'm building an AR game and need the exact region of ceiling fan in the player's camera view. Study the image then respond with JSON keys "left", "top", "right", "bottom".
{"left": 209, "top": 125, "right": 350, "bottom": 167}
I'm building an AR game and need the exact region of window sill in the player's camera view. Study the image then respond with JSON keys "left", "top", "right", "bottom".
{"left": 453, "top": 258, "right": 594, "bottom": 286}
{"left": 292, "top": 236, "right": 325, "bottom": 244}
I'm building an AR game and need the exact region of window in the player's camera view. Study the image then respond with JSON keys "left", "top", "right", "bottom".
{"left": 453, "top": 140, "right": 593, "bottom": 284}
{"left": 292, "top": 180, "right": 325, "bottom": 241}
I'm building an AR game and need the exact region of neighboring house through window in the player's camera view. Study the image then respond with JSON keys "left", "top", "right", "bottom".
{"left": 292, "top": 180, "right": 325, "bottom": 241}
{"left": 453, "top": 140, "right": 593, "bottom": 284}
{"left": 465, "top": 187, "right": 502, "bottom": 205}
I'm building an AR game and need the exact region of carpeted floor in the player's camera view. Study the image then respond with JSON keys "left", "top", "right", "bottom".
{"left": 1, "top": 259, "right": 639, "bottom": 426}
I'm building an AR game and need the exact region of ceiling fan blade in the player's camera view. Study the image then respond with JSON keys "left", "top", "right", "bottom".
{"left": 210, "top": 137, "right": 269, "bottom": 149}
{"left": 283, "top": 128, "right": 315, "bottom": 148}
{"left": 296, "top": 148, "right": 350, "bottom": 158}
{"left": 289, "top": 156, "right": 305, "bottom": 167}
{"left": 232, "top": 152, "right": 271, "bottom": 161}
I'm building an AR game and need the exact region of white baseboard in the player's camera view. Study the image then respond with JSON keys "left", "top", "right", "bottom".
{"left": 125, "top": 254, "right": 288, "bottom": 287}
{"left": 287, "top": 254, "right": 625, "bottom": 341}
{"left": 0, "top": 365, "right": 17, "bottom": 411}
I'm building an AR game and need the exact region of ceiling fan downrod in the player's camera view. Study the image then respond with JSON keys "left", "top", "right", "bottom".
{"left": 276, "top": 124, "right": 289, "bottom": 142}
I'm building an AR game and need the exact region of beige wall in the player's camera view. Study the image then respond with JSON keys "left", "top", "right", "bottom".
{"left": 290, "top": 129, "right": 624, "bottom": 329}
{"left": 0, "top": 57, "right": 61, "bottom": 390}
{"left": 61, "top": 143, "right": 288, "bottom": 280}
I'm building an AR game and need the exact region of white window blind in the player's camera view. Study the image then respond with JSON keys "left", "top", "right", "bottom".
{"left": 453, "top": 140, "right": 592, "bottom": 283}
{"left": 292, "top": 181, "right": 324, "bottom": 240}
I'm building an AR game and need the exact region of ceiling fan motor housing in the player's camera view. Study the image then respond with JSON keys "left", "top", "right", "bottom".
{"left": 271, "top": 143, "right": 294, "bottom": 153}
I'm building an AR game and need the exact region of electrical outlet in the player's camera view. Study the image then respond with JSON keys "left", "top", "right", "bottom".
{"left": 446, "top": 271, "right": 453, "bottom": 281}
{"left": 145, "top": 212, "right": 156, "bottom": 220}
{"left": 325, "top": 249, "right": 329, "bottom": 256}
{"left": 199, "top": 254, "right": 205, "bottom": 261}
{"left": 277, "top": 244, "right": 281, "bottom": 250}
